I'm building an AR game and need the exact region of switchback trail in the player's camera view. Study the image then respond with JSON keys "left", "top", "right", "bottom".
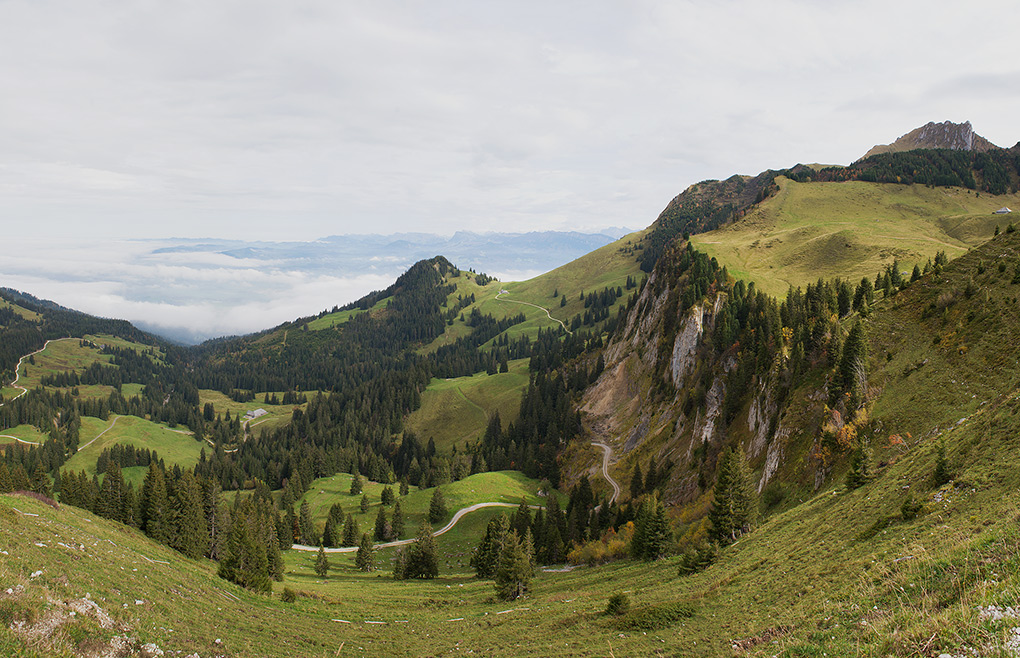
{"left": 591, "top": 442, "right": 621, "bottom": 505}
{"left": 291, "top": 501, "right": 540, "bottom": 554}
{"left": 77, "top": 415, "right": 122, "bottom": 451}
{"left": 495, "top": 290, "right": 572, "bottom": 335}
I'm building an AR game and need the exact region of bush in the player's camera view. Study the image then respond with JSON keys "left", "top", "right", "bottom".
{"left": 676, "top": 542, "right": 718, "bottom": 575}
{"left": 618, "top": 601, "right": 697, "bottom": 630}
{"left": 280, "top": 587, "right": 297, "bottom": 603}
{"left": 900, "top": 495, "right": 923, "bottom": 521}
{"left": 605, "top": 593, "right": 630, "bottom": 616}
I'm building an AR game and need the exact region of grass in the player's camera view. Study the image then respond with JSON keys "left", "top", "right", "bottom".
{"left": 0, "top": 425, "right": 48, "bottom": 446}
{"left": 402, "top": 358, "right": 530, "bottom": 453}
{"left": 0, "top": 298, "right": 41, "bottom": 322}
{"left": 295, "top": 470, "right": 556, "bottom": 544}
{"left": 197, "top": 389, "right": 307, "bottom": 436}
{"left": 691, "top": 178, "right": 1020, "bottom": 296}
{"left": 60, "top": 415, "right": 206, "bottom": 487}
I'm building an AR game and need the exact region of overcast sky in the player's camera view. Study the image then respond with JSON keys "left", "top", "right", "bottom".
{"left": 3, "top": 0, "right": 1018, "bottom": 242}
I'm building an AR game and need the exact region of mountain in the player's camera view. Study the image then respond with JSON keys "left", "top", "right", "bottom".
{"left": 861, "top": 119, "right": 998, "bottom": 159}
{"left": 7, "top": 124, "right": 1020, "bottom": 655}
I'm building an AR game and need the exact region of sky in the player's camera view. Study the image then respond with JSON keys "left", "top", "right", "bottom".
{"left": 2, "top": 0, "right": 1019, "bottom": 339}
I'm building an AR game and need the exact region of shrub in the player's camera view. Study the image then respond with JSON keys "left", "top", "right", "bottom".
{"left": 900, "top": 495, "right": 923, "bottom": 521}
{"left": 280, "top": 587, "right": 297, "bottom": 603}
{"left": 618, "top": 601, "right": 697, "bottom": 630}
{"left": 605, "top": 593, "right": 630, "bottom": 616}
{"left": 676, "top": 542, "right": 718, "bottom": 575}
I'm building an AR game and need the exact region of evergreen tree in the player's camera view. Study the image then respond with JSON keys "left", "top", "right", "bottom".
{"left": 512, "top": 497, "right": 532, "bottom": 537}
{"left": 360, "top": 493, "right": 370, "bottom": 513}
{"left": 630, "top": 464, "right": 644, "bottom": 500}
{"left": 381, "top": 486, "right": 395, "bottom": 506}
{"left": 494, "top": 530, "right": 532, "bottom": 601}
{"left": 141, "top": 462, "right": 170, "bottom": 544}
{"left": 315, "top": 544, "right": 330, "bottom": 577}
{"left": 342, "top": 513, "right": 360, "bottom": 546}
{"left": 471, "top": 513, "right": 511, "bottom": 578}
{"left": 299, "top": 499, "right": 318, "bottom": 545}
{"left": 349, "top": 471, "right": 363, "bottom": 495}
{"left": 323, "top": 516, "right": 339, "bottom": 548}
{"left": 399, "top": 478, "right": 409, "bottom": 497}
{"left": 636, "top": 494, "right": 671, "bottom": 560}
{"left": 171, "top": 471, "right": 208, "bottom": 559}
{"left": 845, "top": 445, "right": 871, "bottom": 490}
{"left": 0, "top": 462, "right": 12, "bottom": 493}
{"left": 391, "top": 500, "right": 405, "bottom": 538}
{"left": 356, "top": 533, "right": 374, "bottom": 572}
{"left": 30, "top": 463, "right": 51, "bottom": 498}
{"left": 392, "top": 548, "right": 407, "bottom": 580}
{"left": 836, "top": 322, "right": 868, "bottom": 412}
{"left": 708, "top": 446, "right": 757, "bottom": 545}
{"left": 428, "top": 487, "right": 448, "bottom": 524}
{"left": 403, "top": 520, "right": 439, "bottom": 579}
{"left": 374, "top": 506, "right": 389, "bottom": 541}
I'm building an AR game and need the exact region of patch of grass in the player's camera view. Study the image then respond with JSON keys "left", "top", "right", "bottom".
{"left": 403, "top": 359, "right": 530, "bottom": 453}
{"left": 197, "top": 389, "right": 307, "bottom": 436}
{"left": 691, "top": 178, "right": 1020, "bottom": 296}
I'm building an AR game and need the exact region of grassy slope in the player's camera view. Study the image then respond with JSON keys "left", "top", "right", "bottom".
{"left": 60, "top": 416, "right": 205, "bottom": 488}
{"left": 7, "top": 237, "right": 1020, "bottom": 656}
{"left": 0, "top": 299, "right": 42, "bottom": 321}
{"left": 403, "top": 358, "right": 530, "bottom": 453}
{"left": 197, "top": 389, "right": 307, "bottom": 436}
{"left": 691, "top": 178, "right": 1020, "bottom": 296}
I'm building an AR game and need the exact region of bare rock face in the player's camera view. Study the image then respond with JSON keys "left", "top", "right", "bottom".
{"left": 861, "top": 120, "right": 997, "bottom": 160}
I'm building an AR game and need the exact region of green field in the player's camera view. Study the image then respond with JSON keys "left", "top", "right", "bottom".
{"left": 0, "top": 298, "right": 41, "bottom": 321}
{"left": 197, "top": 389, "right": 307, "bottom": 436}
{"left": 691, "top": 178, "right": 1020, "bottom": 295}
{"left": 306, "top": 296, "right": 393, "bottom": 331}
{"left": 60, "top": 415, "right": 205, "bottom": 487}
{"left": 403, "top": 358, "right": 530, "bottom": 453}
{"left": 295, "top": 470, "right": 554, "bottom": 544}
{"left": 0, "top": 424, "right": 48, "bottom": 446}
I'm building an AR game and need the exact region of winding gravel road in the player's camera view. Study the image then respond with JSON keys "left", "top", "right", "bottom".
{"left": 495, "top": 290, "right": 572, "bottom": 335}
{"left": 591, "top": 441, "right": 621, "bottom": 505}
{"left": 291, "top": 501, "right": 540, "bottom": 554}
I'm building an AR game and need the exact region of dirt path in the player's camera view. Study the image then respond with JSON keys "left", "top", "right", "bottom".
{"left": 1, "top": 337, "right": 75, "bottom": 408}
{"left": 77, "top": 415, "right": 121, "bottom": 451}
{"left": 0, "top": 434, "right": 41, "bottom": 446}
{"left": 591, "top": 442, "right": 621, "bottom": 505}
{"left": 291, "top": 501, "right": 540, "bottom": 554}
{"left": 495, "top": 291, "right": 572, "bottom": 335}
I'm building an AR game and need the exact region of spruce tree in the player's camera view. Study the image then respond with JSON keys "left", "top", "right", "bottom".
{"left": 639, "top": 494, "right": 672, "bottom": 560}
{"left": 399, "top": 478, "right": 409, "bottom": 497}
{"left": 374, "top": 506, "right": 389, "bottom": 542}
{"left": 392, "top": 548, "right": 407, "bottom": 580}
{"left": 360, "top": 493, "right": 370, "bottom": 513}
{"left": 315, "top": 544, "right": 330, "bottom": 577}
{"left": 356, "top": 533, "right": 374, "bottom": 572}
{"left": 141, "top": 462, "right": 170, "bottom": 544}
{"left": 494, "top": 531, "right": 532, "bottom": 601}
{"left": 428, "top": 487, "right": 448, "bottom": 524}
{"left": 30, "top": 463, "right": 51, "bottom": 498}
{"left": 323, "top": 516, "right": 339, "bottom": 548}
{"left": 172, "top": 471, "right": 208, "bottom": 559}
{"left": 381, "top": 486, "right": 395, "bottom": 506}
{"left": 299, "top": 499, "right": 317, "bottom": 545}
{"left": 342, "top": 513, "right": 360, "bottom": 546}
{"left": 512, "top": 497, "right": 532, "bottom": 537}
{"left": 708, "top": 446, "right": 757, "bottom": 545}
{"left": 0, "top": 462, "right": 13, "bottom": 493}
{"left": 845, "top": 445, "right": 870, "bottom": 490}
{"left": 932, "top": 439, "right": 952, "bottom": 487}
{"left": 349, "top": 470, "right": 363, "bottom": 495}
{"left": 404, "top": 520, "right": 439, "bottom": 579}
{"left": 630, "top": 464, "right": 644, "bottom": 500}
{"left": 391, "top": 500, "right": 405, "bottom": 538}
{"left": 471, "top": 513, "right": 510, "bottom": 578}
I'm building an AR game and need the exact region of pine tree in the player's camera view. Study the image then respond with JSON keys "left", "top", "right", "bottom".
{"left": 30, "top": 463, "right": 51, "bottom": 498}
{"left": 428, "top": 487, "right": 448, "bottom": 524}
{"left": 845, "top": 445, "right": 870, "bottom": 490}
{"left": 399, "top": 478, "right": 409, "bottom": 497}
{"left": 381, "top": 486, "right": 395, "bottom": 506}
{"left": 356, "top": 533, "right": 374, "bottom": 572}
{"left": 836, "top": 322, "right": 868, "bottom": 412}
{"left": 512, "top": 497, "right": 532, "bottom": 537}
{"left": 172, "top": 471, "right": 208, "bottom": 559}
{"left": 0, "top": 462, "right": 12, "bottom": 493}
{"left": 392, "top": 548, "right": 407, "bottom": 580}
{"left": 471, "top": 513, "right": 511, "bottom": 578}
{"left": 403, "top": 520, "right": 439, "bottom": 579}
{"left": 349, "top": 471, "right": 363, "bottom": 495}
{"left": 141, "top": 462, "right": 170, "bottom": 544}
{"left": 315, "top": 544, "right": 330, "bottom": 577}
{"left": 494, "top": 531, "right": 532, "bottom": 601}
{"left": 630, "top": 464, "right": 644, "bottom": 500}
{"left": 323, "top": 516, "right": 339, "bottom": 548}
{"left": 342, "top": 513, "right": 360, "bottom": 546}
{"left": 637, "top": 494, "right": 671, "bottom": 560}
{"left": 360, "top": 493, "right": 370, "bottom": 513}
{"left": 299, "top": 499, "right": 318, "bottom": 545}
{"left": 374, "top": 506, "right": 389, "bottom": 541}
{"left": 391, "top": 500, "right": 405, "bottom": 538}
{"left": 708, "top": 446, "right": 757, "bottom": 546}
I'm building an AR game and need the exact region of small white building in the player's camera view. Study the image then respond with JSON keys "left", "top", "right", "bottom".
{"left": 995, "top": 207, "right": 1012, "bottom": 214}
{"left": 245, "top": 408, "right": 268, "bottom": 420}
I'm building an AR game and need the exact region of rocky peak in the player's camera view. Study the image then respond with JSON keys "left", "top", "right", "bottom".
{"left": 861, "top": 120, "right": 998, "bottom": 160}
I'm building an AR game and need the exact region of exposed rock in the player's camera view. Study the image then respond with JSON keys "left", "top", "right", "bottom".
{"left": 862, "top": 120, "right": 997, "bottom": 160}
{"left": 669, "top": 306, "right": 704, "bottom": 388}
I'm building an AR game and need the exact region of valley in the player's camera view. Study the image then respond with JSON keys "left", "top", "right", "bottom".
{"left": 4, "top": 134, "right": 1020, "bottom": 656}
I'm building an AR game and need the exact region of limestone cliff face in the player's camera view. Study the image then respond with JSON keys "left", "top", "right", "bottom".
{"left": 862, "top": 120, "right": 997, "bottom": 160}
